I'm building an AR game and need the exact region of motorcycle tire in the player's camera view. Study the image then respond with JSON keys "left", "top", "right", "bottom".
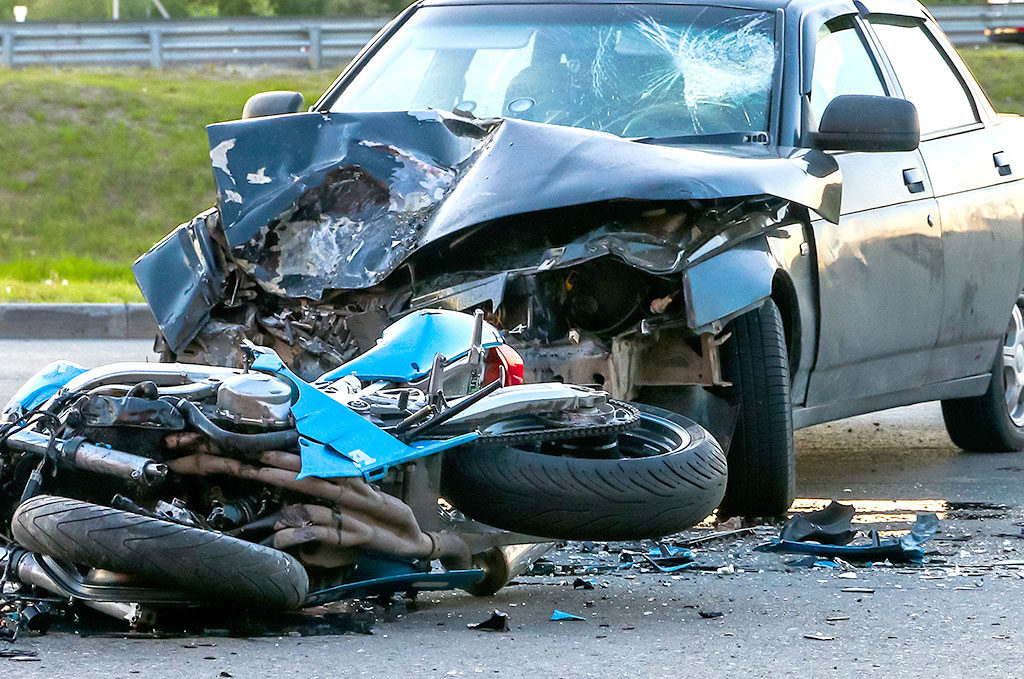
{"left": 12, "top": 495, "right": 308, "bottom": 610}
{"left": 440, "top": 404, "right": 727, "bottom": 541}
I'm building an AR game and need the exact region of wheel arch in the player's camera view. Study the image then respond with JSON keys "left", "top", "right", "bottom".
{"left": 770, "top": 269, "right": 801, "bottom": 374}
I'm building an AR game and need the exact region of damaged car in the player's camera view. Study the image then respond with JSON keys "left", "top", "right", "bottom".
{"left": 136, "top": 0, "right": 1024, "bottom": 517}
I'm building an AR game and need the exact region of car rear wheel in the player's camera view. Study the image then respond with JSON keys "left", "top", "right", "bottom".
{"left": 941, "top": 294, "right": 1024, "bottom": 452}
{"left": 717, "top": 299, "right": 796, "bottom": 518}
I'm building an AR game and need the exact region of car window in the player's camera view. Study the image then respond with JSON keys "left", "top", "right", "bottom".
{"left": 809, "top": 17, "right": 886, "bottom": 125}
{"left": 329, "top": 4, "right": 778, "bottom": 141}
{"left": 869, "top": 16, "right": 978, "bottom": 135}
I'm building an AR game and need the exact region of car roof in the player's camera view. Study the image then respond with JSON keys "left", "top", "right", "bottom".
{"left": 416, "top": 0, "right": 928, "bottom": 18}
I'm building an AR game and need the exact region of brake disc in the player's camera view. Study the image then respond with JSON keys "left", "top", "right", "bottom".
{"left": 471, "top": 399, "right": 641, "bottom": 447}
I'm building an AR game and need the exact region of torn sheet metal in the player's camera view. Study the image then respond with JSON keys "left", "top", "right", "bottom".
{"left": 132, "top": 209, "right": 227, "bottom": 352}
{"left": 756, "top": 513, "right": 940, "bottom": 564}
{"left": 205, "top": 110, "right": 841, "bottom": 301}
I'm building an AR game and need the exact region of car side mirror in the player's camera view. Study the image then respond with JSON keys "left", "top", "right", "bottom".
{"left": 809, "top": 95, "right": 920, "bottom": 152}
{"left": 242, "top": 91, "right": 305, "bottom": 119}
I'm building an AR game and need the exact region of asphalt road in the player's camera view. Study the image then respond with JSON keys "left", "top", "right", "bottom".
{"left": 2, "top": 339, "right": 1024, "bottom": 678}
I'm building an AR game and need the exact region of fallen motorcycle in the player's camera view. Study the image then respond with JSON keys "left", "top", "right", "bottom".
{"left": 0, "top": 309, "right": 725, "bottom": 627}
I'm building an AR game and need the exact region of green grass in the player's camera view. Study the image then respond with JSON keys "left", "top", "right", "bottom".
{"left": 1, "top": 51, "right": 1023, "bottom": 302}
{"left": 962, "top": 49, "right": 1024, "bottom": 115}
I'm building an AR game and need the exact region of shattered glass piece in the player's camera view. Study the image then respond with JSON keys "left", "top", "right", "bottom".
{"left": 900, "top": 512, "right": 939, "bottom": 549}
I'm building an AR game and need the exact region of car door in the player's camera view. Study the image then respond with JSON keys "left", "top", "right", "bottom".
{"left": 866, "top": 14, "right": 1024, "bottom": 386}
{"left": 802, "top": 15, "right": 944, "bottom": 408}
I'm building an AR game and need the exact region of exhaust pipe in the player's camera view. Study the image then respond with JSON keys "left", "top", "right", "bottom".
{"left": 464, "top": 542, "right": 554, "bottom": 596}
{"left": 4, "top": 430, "right": 167, "bottom": 484}
{"left": 0, "top": 547, "right": 154, "bottom": 626}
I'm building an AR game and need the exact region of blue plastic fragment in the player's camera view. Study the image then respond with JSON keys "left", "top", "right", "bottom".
{"left": 2, "top": 360, "right": 87, "bottom": 417}
{"left": 756, "top": 513, "right": 940, "bottom": 564}
{"left": 551, "top": 610, "right": 586, "bottom": 622}
{"left": 642, "top": 543, "right": 694, "bottom": 572}
{"left": 251, "top": 346, "right": 478, "bottom": 480}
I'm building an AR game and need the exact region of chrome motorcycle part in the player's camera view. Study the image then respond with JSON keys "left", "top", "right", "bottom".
{"left": 421, "top": 383, "right": 641, "bottom": 444}
{"left": 214, "top": 372, "right": 293, "bottom": 428}
{"left": 464, "top": 542, "right": 554, "bottom": 597}
{"left": 4, "top": 429, "right": 168, "bottom": 484}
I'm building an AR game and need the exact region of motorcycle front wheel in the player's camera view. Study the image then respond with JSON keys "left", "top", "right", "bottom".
{"left": 440, "top": 404, "right": 727, "bottom": 541}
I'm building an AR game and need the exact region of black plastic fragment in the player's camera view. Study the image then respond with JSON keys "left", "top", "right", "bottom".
{"left": 467, "top": 610, "right": 510, "bottom": 632}
{"left": 779, "top": 501, "right": 857, "bottom": 545}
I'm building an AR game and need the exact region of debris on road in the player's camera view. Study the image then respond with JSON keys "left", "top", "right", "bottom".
{"left": 698, "top": 611, "right": 724, "bottom": 619}
{"left": 779, "top": 501, "right": 857, "bottom": 544}
{"left": 803, "top": 633, "right": 835, "bottom": 641}
{"left": 0, "top": 648, "right": 39, "bottom": 661}
{"left": 551, "top": 610, "right": 586, "bottom": 622}
{"left": 756, "top": 507, "right": 939, "bottom": 563}
{"left": 467, "top": 610, "right": 510, "bottom": 632}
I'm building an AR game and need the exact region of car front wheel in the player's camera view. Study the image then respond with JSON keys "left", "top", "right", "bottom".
{"left": 717, "top": 298, "right": 796, "bottom": 518}
{"left": 941, "top": 294, "right": 1024, "bottom": 452}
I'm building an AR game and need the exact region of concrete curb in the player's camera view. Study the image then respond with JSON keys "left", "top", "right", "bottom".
{"left": 0, "top": 304, "right": 158, "bottom": 340}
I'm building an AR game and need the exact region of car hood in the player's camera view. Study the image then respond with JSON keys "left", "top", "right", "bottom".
{"left": 207, "top": 110, "right": 840, "bottom": 299}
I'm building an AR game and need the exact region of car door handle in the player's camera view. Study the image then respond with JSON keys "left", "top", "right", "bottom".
{"left": 994, "top": 151, "right": 1012, "bottom": 176}
{"left": 903, "top": 167, "right": 925, "bottom": 194}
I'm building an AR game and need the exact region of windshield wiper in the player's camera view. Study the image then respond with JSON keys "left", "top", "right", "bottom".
{"left": 631, "top": 131, "right": 769, "bottom": 145}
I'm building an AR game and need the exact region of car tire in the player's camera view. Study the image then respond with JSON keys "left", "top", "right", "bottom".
{"left": 941, "top": 294, "right": 1024, "bottom": 452}
{"left": 12, "top": 495, "right": 309, "bottom": 610}
{"left": 440, "top": 404, "right": 727, "bottom": 541}
{"left": 717, "top": 299, "right": 796, "bottom": 518}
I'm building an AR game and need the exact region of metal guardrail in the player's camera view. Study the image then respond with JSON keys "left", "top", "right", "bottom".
{"left": 0, "top": 7, "right": 1020, "bottom": 70}
{"left": 930, "top": 4, "right": 1024, "bottom": 47}
{"left": 0, "top": 16, "right": 388, "bottom": 69}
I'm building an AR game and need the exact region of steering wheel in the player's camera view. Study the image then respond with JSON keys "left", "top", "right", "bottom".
{"left": 619, "top": 102, "right": 695, "bottom": 139}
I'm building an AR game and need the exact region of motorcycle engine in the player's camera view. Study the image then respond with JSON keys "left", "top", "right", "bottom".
{"left": 214, "top": 373, "right": 293, "bottom": 430}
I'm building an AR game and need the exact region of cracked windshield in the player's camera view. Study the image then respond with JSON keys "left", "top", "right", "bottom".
{"left": 331, "top": 4, "right": 776, "bottom": 139}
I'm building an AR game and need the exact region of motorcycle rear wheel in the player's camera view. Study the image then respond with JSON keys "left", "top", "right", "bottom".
{"left": 440, "top": 404, "right": 727, "bottom": 541}
{"left": 12, "top": 495, "right": 309, "bottom": 610}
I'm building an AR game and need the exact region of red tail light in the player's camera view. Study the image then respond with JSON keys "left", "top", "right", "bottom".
{"left": 484, "top": 344, "right": 525, "bottom": 386}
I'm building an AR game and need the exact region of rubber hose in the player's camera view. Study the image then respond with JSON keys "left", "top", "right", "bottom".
{"left": 172, "top": 398, "right": 298, "bottom": 455}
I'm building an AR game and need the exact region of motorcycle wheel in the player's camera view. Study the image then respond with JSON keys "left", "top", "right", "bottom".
{"left": 12, "top": 495, "right": 309, "bottom": 610}
{"left": 440, "top": 404, "right": 727, "bottom": 541}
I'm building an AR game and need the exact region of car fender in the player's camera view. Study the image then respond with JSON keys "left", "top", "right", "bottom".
{"left": 682, "top": 236, "right": 777, "bottom": 333}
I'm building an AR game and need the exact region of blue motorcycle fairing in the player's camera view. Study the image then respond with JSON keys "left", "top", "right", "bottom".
{"left": 304, "top": 554, "right": 486, "bottom": 604}
{"left": 251, "top": 347, "right": 478, "bottom": 481}
{"left": 316, "top": 309, "right": 503, "bottom": 385}
{"left": 2, "top": 361, "right": 88, "bottom": 420}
